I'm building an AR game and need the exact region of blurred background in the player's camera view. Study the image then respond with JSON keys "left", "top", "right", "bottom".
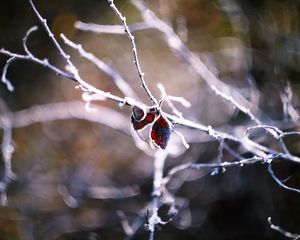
{"left": 1, "top": 0, "right": 300, "bottom": 239}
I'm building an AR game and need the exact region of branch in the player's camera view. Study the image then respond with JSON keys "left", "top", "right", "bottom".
{"left": 267, "top": 163, "right": 300, "bottom": 194}
{"left": 0, "top": 47, "right": 75, "bottom": 83}
{"left": 145, "top": 150, "right": 169, "bottom": 239}
{"left": 107, "top": 0, "right": 158, "bottom": 105}
{"left": 0, "top": 101, "right": 129, "bottom": 132}
{"left": 129, "top": 0, "right": 267, "bottom": 124}
{"left": 75, "top": 21, "right": 153, "bottom": 34}
{"left": 60, "top": 34, "right": 139, "bottom": 99}
{"left": 268, "top": 217, "right": 300, "bottom": 239}
{"left": 27, "top": 0, "right": 128, "bottom": 105}
{"left": 163, "top": 156, "right": 263, "bottom": 185}
{"left": 0, "top": 98, "right": 16, "bottom": 206}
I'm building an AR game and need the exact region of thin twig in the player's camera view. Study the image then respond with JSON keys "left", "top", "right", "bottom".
{"left": 145, "top": 150, "right": 169, "bottom": 238}
{"left": 0, "top": 101, "right": 129, "bottom": 133}
{"left": 267, "top": 163, "right": 300, "bottom": 194}
{"left": 28, "top": 0, "right": 74, "bottom": 70}
{"left": 130, "top": 0, "right": 266, "bottom": 124}
{"left": 0, "top": 98, "right": 15, "bottom": 206}
{"left": 60, "top": 34, "right": 139, "bottom": 99}
{"left": 163, "top": 156, "right": 263, "bottom": 185}
{"left": 1, "top": 57, "right": 16, "bottom": 92}
{"left": 0, "top": 47, "right": 76, "bottom": 81}
{"left": 75, "top": 21, "right": 153, "bottom": 34}
{"left": 268, "top": 217, "right": 300, "bottom": 239}
{"left": 107, "top": 0, "right": 158, "bottom": 105}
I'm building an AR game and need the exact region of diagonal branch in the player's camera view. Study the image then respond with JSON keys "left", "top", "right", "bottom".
{"left": 107, "top": 0, "right": 158, "bottom": 105}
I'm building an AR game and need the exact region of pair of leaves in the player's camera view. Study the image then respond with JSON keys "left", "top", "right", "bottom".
{"left": 131, "top": 106, "right": 172, "bottom": 149}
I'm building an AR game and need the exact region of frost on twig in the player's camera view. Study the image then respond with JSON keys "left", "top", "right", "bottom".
{"left": 60, "top": 34, "right": 139, "bottom": 99}
{"left": 157, "top": 83, "right": 191, "bottom": 118}
{"left": 107, "top": 0, "right": 158, "bottom": 105}
{"left": 1, "top": 0, "right": 300, "bottom": 239}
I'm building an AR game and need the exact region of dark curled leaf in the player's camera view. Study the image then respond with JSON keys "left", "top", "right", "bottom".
{"left": 131, "top": 106, "right": 157, "bottom": 130}
{"left": 150, "top": 115, "right": 172, "bottom": 149}
{"left": 132, "top": 106, "right": 146, "bottom": 121}
{"left": 131, "top": 112, "right": 156, "bottom": 130}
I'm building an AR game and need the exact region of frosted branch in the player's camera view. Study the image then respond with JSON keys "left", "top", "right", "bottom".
{"left": 61, "top": 34, "right": 139, "bottom": 99}
{"left": 107, "top": 0, "right": 158, "bottom": 105}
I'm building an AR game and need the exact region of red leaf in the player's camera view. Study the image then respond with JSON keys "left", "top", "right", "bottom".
{"left": 131, "top": 107, "right": 156, "bottom": 130}
{"left": 132, "top": 106, "right": 146, "bottom": 121}
{"left": 150, "top": 115, "right": 172, "bottom": 149}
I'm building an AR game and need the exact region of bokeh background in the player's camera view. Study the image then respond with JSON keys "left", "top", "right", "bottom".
{"left": 1, "top": 0, "right": 300, "bottom": 239}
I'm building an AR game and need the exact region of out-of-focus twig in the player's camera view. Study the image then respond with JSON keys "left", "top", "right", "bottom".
{"left": 75, "top": 21, "right": 153, "bottom": 34}
{"left": 268, "top": 217, "right": 300, "bottom": 239}
{"left": 0, "top": 98, "right": 15, "bottom": 206}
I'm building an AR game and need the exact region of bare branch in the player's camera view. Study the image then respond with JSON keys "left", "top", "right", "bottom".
{"left": 22, "top": 25, "right": 38, "bottom": 56}
{"left": 60, "top": 34, "right": 139, "bottom": 99}
{"left": 75, "top": 21, "right": 152, "bottom": 34}
{"left": 0, "top": 101, "right": 129, "bottom": 133}
{"left": 0, "top": 48, "right": 76, "bottom": 82}
{"left": 268, "top": 217, "right": 300, "bottom": 239}
{"left": 163, "top": 156, "right": 263, "bottom": 185}
{"left": 267, "top": 164, "right": 300, "bottom": 194}
{"left": 130, "top": 0, "right": 267, "bottom": 124}
{"left": 0, "top": 98, "right": 15, "bottom": 206}
{"left": 157, "top": 83, "right": 191, "bottom": 118}
{"left": 107, "top": 0, "right": 158, "bottom": 105}
{"left": 28, "top": 0, "right": 74, "bottom": 71}
{"left": 145, "top": 150, "right": 169, "bottom": 237}
{"left": 1, "top": 57, "right": 16, "bottom": 92}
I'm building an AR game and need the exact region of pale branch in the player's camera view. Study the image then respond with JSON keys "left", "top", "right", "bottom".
{"left": 1, "top": 56, "right": 16, "bottom": 92}
{"left": 210, "top": 138, "right": 225, "bottom": 175}
{"left": 0, "top": 98, "right": 15, "bottom": 206}
{"left": 245, "top": 125, "right": 296, "bottom": 159}
{"left": 77, "top": 0, "right": 267, "bottom": 124}
{"left": 279, "top": 80, "right": 299, "bottom": 122}
{"left": 0, "top": 48, "right": 76, "bottom": 82}
{"left": 0, "top": 101, "right": 158, "bottom": 157}
{"left": 28, "top": 0, "right": 74, "bottom": 72}
{"left": 107, "top": 0, "right": 158, "bottom": 105}
{"left": 5, "top": 41, "right": 299, "bottom": 165}
{"left": 0, "top": 46, "right": 139, "bottom": 106}
{"left": 167, "top": 114, "right": 300, "bottom": 164}
{"left": 162, "top": 156, "right": 263, "bottom": 185}
{"left": 0, "top": 101, "right": 129, "bottom": 133}
{"left": 267, "top": 164, "right": 300, "bottom": 195}
{"left": 75, "top": 21, "right": 153, "bottom": 34}
{"left": 145, "top": 150, "right": 169, "bottom": 238}
{"left": 28, "top": 0, "right": 129, "bottom": 105}
{"left": 3, "top": 1, "right": 300, "bottom": 167}
{"left": 157, "top": 83, "right": 191, "bottom": 118}
{"left": 60, "top": 34, "right": 139, "bottom": 99}
{"left": 117, "top": 210, "right": 134, "bottom": 236}
{"left": 268, "top": 217, "right": 300, "bottom": 239}
{"left": 1, "top": 37, "right": 300, "bottom": 164}
{"left": 22, "top": 25, "right": 38, "bottom": 56}
{"left": 130, "top": 0, "right": 266, "bottom": 125}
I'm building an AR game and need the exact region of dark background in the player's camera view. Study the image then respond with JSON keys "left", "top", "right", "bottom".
{"left": 1, "top": 0, "right": 300, "bottom": 239}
